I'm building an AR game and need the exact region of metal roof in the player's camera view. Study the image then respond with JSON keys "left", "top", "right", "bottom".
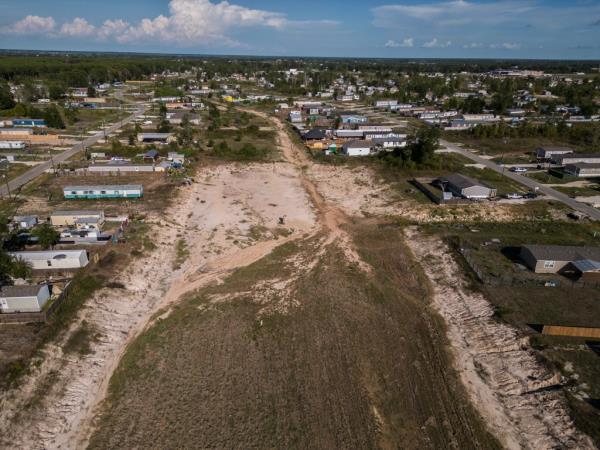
{"left": 11, "top": 250, "right": 86, "bottom": 260}
{"left": 438, "top": 173, "right": 492, "bottom": 190}
{"left": 0, "top": 284, "right": 47, "bottom": 297}
{"left": 52, "top": 210, "right": 103, "bottom": 216}
{"left": 64, "top": 185, "right": 143, "bottom": 191}
{"left": 572, "top": 259, "right": 600, "bottom": 273}
{"left": 522, "top": 245, "right": 600, "bottom": 262}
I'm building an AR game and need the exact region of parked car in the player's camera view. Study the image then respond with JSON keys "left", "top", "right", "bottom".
{"left": 506, "top": 193, "right": 524, "bottom": 199}
{"left": 510, "top": 167, "right": 528, "bottom": 173}
{"left": 524, "top": 193, "right": 538, "bottom": 199}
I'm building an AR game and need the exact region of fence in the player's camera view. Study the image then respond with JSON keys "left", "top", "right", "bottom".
{"left": 0, "top": 281, "right": 72, "bottom": 324}
{"left": 459, "top": 247, "right": 600, "bottom": 290}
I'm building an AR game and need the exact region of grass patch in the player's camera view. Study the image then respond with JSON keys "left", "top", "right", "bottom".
{"left": 63, "top": 320, "right": 99, "bottom": 356}
{"left": 173, "top": 239, "right": 189, "bottom": 269}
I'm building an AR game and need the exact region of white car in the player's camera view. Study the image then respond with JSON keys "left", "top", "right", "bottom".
{"left": 510, "top": 167, "right": 528, "bottom": 173}
{"left": 506, "top": 193, "right": 524, "bottom": 199}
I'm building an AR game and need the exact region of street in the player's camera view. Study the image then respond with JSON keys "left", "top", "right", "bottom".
{"left": 441, "top": 139, "right": 600, "bottom": 221}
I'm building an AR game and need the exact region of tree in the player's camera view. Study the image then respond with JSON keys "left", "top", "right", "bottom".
{"left": 0, "top": 82, "right": 15, "bottom": 110}
{"left": 48, "top": 82, "right": 66, "bottom": 100}
{"left": 409, "top": 126, "right": 440, "bottom": 165}
{"left": 42, "top": 105, "right": 65, "bottom": 129}
{"left": 32, "top": 223, "right": 60, "bottom": 250}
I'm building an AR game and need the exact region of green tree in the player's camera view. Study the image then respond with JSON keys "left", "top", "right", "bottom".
{"left": 409, "top": 126, "right": 440, "bottom": 165}
{"left": 33, "top": 223, "right": 60, "bottom": 250}
{"left": 0, "top": 82, "right": 15, "bottom": 110}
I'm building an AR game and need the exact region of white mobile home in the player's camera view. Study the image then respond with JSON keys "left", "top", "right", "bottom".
{"left": 50, "top": 210, "right": 105, "bottom": 227}
{"left": 63, "top": 185, "right": 143, "bottom": 199}
{"left": 11, "top": 250, "right": 89, "bottom": 270}
{"left": 0, "top": 284, "right": 51, "bottom": 313}
{"left": 342, "top": 140, "right": 373, "bottom": 157}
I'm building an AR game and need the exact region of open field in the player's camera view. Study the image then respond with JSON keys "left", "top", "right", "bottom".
{"left": 88, "top": 222, "right": 500, "bottom": 450}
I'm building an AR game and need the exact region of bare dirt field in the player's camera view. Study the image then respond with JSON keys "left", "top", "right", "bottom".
{"left": 1, "top": 109, "right": 596, "bottom": 450}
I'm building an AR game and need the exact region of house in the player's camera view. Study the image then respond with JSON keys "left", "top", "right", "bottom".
{"left": 372, "top": 137, "right": 407, "bottom": 149}
{"left": 375, "top": 100, "right": 398, "bottom": 108}
{"left": 520, "top": 245, "right": 600, "bottom": 281}
{"left": 358, "top": 126, "right": 393, "bottom": 133}
{"left": 335, "top": 129, "right": 365, "bottom": 139}
{"left": 0, "top": 284, "right": 51, "bottom": 314}
{"left": 137, "top": 133, "right": 174, "bottom": 144}
{"left": 50, "top": 210, "right": 105, "bottom": 227}
{"left": 11, "top": 118, "right": 46, "bottom": 128}
{"left": 339, "top": 114, "right": 368, "bottom": 124}
{"left": 553, "top": 153, "right": 600, "bottom": 165}
{"left": 63, "top": 185, "right": 143, "bottom": 199}
{"left": 536, "top": 146, "right": 573, "bottom": 160}
{"left": 289, "top": 111, "right": 303, "bottom": 123}
{"left": 11, "top": 250, "right": 89, "bottom": 270}
{"left": 12, "top": 215, "right": 38, "bottom": 230}
{"left": 166, "top": 111, "right": 201, "bottom": 125}
{"left": 0, "top": 128, "right": 33, "bottom": 136}
{"left": 143, "top": 149, "right": 158, "bottom": 161}
{"left": 342, "top": 140, "right": 373, "bottom": 157}
{"left": 435, "top": 174, "right": 496, "bottom": 200}
{"left": 0, "top": 141, "right": 26, "bottom": 150}
{"left": 564, "top": 163, "right": 600, "bottom": 178}
{"left": 87, "top": 163, "right": 155, "bottom": 173}
{"left": 302, "top": 128, "right": 327, "bottom": 141}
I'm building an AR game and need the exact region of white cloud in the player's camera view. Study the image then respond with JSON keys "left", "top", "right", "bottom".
{"left": 60, "top": 18, "right": 96, "bottom": 37}
{"left": 96, "top": 20, "right": 130, "bottom": 41}
{"left": 7, "top": 15, "right": 56, "bottom": 34}
{"left": 385, "top": 37, "right": 413, "bottom": 48}
{"left": 423, "top": 38, "right": 451, "bottom": 48}
{"left": 463, "top": 42, "right": 484, "bottom": 49}
{"left": 490, "top": 42, "right": 521, "bottom": 50}
{"left": 373, "top": 0, "right": 536, "bottom": 27}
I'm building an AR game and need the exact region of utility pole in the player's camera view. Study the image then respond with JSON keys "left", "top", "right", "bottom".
{"left": 48, "top": 150, "right": 56, "bottom": 175}
{"left": 3, "top": 174, "right": 10, "bottom": 199}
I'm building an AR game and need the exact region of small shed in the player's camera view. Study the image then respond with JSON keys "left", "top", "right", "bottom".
{"left": 12, "top": 215, "right": 38, "bottom": 230}
{"left": 0, "top": 284, "right": 51, "bottom": 313}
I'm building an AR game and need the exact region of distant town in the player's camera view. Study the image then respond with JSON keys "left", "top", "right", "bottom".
{"left": 0, "top": 52, "right": 599, "bottom": 449}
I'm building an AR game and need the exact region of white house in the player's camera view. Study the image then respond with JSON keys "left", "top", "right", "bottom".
{"left": 0, "top": 284, "right": 51, "bottom": 314}
{"left": 12, "top": 215, "right": 38, "bottom": 230}
{"left": 11, "top": 250, "right": 89, "bottom": 270}
{"left": 342, "top": 140, "right": 373, "bottom": 157}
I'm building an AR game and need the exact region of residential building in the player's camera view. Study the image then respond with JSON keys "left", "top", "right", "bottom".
{"left": 553, "top": 153, "right": 600, "bottom": 165}
{"left": 339, "top": 114, "right": 368, "bottom": 124}
{"left": 11, "top": 250, "right": 89, "bottom": 270}
{"left": 520, "top": 245, "right": 600, "bottom": 280}
{"left": 536, "top": 146, "right": 573, "bottom": 160}
{"left": 63, "top": 185, "right": 143, "bottom": 199}
{"left": 0, "top": 284, "right": 51, "bottom": 314}
{"left": 358, "top": 126, "right": 393, "bottom": 133}
{"left": 11, "top": 119, "right": 46, "bottom": 128}
{"left": 334, "top": 129, "right": 364, "bottom": 139}
{"left": 564, "top": 163, "right": 600, "bottom": 178}
{"left": 289, "top": 111, "right": 303, "bottom": 123}
{"left": 0, "top": 141, "right": 26, "bottom": 150}
{"left": 342, "top": 140, "right": 373, "bottom": 157}
{"left": 168, "top": 152, "right": 185, "bottom": 164}
{"left": 87, "top": 163, "right": 155, "bottom": 173}
{"left": 137, "top": 133, "right": 174, "bottom": 144}
{"left": 50, "top": 210, "right": 105, "bottom": 227}
{"left": 372, "top": 137, "right": 407, "bottom": 149}
{"left": 435, "top": 174, "right": 497, "bottom": 200}
{"left": 302, "top": 128, "right": 327, "bottom": 141}
{"left": 12, "top": 215, "right": 37, "bottom": 230}
{"left": 375, "top": 100, "right": 398, "bottom": 108}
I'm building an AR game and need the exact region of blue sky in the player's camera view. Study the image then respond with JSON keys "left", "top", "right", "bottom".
{"left": 1, "top": 0, "right": 599, "bottom": 59}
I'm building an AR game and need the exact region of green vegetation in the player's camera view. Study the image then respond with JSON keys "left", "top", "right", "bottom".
{"left": 173, "top": 239, "right": 189, "bottom": 270}
{"left": 32, "top": 223, "right": 60, "bottom": 250}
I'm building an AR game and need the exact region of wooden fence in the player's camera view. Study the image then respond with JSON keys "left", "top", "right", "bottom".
{"left": 542, "top": 325, "right": 600, "bottom": 339}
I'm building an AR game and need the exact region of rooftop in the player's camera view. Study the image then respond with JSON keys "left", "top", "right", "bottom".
{"left": 64, "top": 185, "right": 143, "bottom": 191}
{"left": 52, "top": 210, "right": 103, "bottom": 216}
{"left": 438, "top": 173, "right": 492, "bottom": 190}
{"left": 0, "top": 284, "right": 47, "bottom": 298}
{"left": 522, "top": 245, "right": 600, "bottom": 262}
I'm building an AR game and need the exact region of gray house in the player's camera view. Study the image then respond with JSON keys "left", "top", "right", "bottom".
{"left": 536, "top": 146, "right": 573, "bottom": 160}
{"left": 435, "top": 174, "right": 496, "bottom": 200}
{"left": 0, "top": 284, "right": 50, "bottom": 313}
{"left": 520, "top": 245, "right": 600, "bottom": 275}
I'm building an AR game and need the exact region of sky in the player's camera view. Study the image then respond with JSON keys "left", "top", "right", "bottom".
{"left": 0, "top": 0, "right": 599, "bottom": 59}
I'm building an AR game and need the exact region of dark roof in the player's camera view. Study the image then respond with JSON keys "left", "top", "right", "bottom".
{"left": 437, "top": 173, "right": 492, "bottom": 190}
{"left": 537, "top": 146, "right": 574, "bottom": 152}
{"left": 522, "top": 245, "right": 600, "bottom": 262}
{"left": 144, "top": 149, "right": 158, "bottom": 158}
{"left": 343, "top": 139, "right": 373, "bottom": 148}
{"left": 1, "top": 284, "right": 46, "bottom": 297}
{"left": 302, "top": 129, "right": 327, "bottom": 140}
{"left": 567, "top": 163, "right": 600, "bottom": 170}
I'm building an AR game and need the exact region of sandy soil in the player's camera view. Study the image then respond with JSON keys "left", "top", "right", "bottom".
{"left": 404, "top": 228, "right": 595, "bottom": 450}
{"left": 0, "top": 161, "right": 317, "bottom": 449}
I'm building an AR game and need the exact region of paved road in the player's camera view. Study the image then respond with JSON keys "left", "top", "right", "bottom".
{"left": 0, "top": 103, "right": 149, "bottom": 197}
{"left": 441, "top": 139, "right": 600, "bottom": 221}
